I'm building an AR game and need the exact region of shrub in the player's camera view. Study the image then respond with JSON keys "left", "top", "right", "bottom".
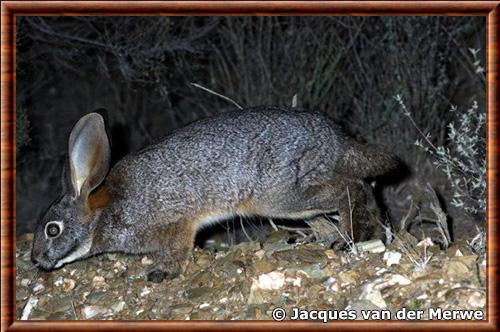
{"left": 396, "top": 95, "right": 486, "bottom": 215}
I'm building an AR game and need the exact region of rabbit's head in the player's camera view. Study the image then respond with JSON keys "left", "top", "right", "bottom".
{"left": 32, "top": 113, "right": 111, "bottom": 270}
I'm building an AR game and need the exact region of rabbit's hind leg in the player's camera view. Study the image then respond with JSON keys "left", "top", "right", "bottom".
{"left": 296, "top": 178, "right": 384, "bottom": 244}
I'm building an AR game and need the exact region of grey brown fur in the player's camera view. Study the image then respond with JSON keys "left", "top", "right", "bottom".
{"left": 32, "top": 106, "right": 398, "bottom": 282}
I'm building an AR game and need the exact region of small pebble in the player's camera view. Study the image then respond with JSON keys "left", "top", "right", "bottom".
{"left": 468, "top": 292, "right": 486, "bottom": 308}
{"left": 54, "top": 277, "right": 64, "bottom": 287}
{"left": 140, "top": 287, "right": 151, "bottom": 296}
{"left": 383, "top": 251, "right": 402, "bottom": 266}
{"left": 82, "top": 305, "right": 104, "bottom": 319}
{"left": 199, "top": 302, "right": 210, "bottom": 309}
{"left": 255, "top": 249, "right": 265, "bottom": 260}
{"left": 111, "top": 300, "right": 126, "bottom": 313}
{"left": 252, "top": 271, "right": 285, "bottom": 290}
{"left": 324, "top": 249, "right": 337, "bottom": 259}
{"left": 32, "top": 283, "right": 45, "bottom": 294}
{"left": 92, "top": 276, "right": 106, "bottom": 289}
{"left": 141, "top": 256, "right": 153, "bottom": 266}
{"left": 63, "top": 278, "right": 76, "bottom": 292}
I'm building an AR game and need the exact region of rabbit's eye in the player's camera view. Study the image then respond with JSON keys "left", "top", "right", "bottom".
{"left": 45, "top": 221, "right": 63, "bottom": 238}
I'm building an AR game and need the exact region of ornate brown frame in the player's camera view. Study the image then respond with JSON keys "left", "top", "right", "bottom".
{"left": 1, "top": 1, "right": 499, "bottom": 331}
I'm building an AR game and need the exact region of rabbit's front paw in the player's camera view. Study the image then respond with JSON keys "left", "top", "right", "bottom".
{"left": 147, "top": 270, "right": 167, "bottom": 283}
{"left": 146, "top": 262, "right": 182, "bottom": 283}
{"left": 145, "top": 244, "right": 191, "bottom": 282}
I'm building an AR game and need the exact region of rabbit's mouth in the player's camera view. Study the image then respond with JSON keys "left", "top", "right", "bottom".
{"left": 31, "top": 253, "right": 58, "bottom": 271}
{"left": 54, "top": 236, "right": 93, "bottom": 269}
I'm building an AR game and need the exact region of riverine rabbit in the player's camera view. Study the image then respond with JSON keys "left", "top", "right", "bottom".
{"left": 31, "top": 107, "right": 398, "bottom": 282}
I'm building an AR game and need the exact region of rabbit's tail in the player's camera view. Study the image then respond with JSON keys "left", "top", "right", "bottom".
{"left": 336, "top": 142, "right": 399, "bottom": 179}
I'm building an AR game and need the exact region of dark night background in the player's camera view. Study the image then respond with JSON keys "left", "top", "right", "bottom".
{"left": 16, "top": 16, "right": 486, "bottom": 241}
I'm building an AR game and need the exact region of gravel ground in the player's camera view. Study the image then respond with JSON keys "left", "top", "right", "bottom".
{"left": 16, "top": 230, "right": 486, "bottom": 321}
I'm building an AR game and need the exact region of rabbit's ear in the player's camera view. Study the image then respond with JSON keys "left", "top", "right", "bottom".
{"left": 68, "top": 113, "right": 111, "bottom": 200}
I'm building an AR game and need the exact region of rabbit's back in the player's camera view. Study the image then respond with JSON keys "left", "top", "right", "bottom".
{"left": 107, "top": 107, "right": 345, "bottom": 222}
